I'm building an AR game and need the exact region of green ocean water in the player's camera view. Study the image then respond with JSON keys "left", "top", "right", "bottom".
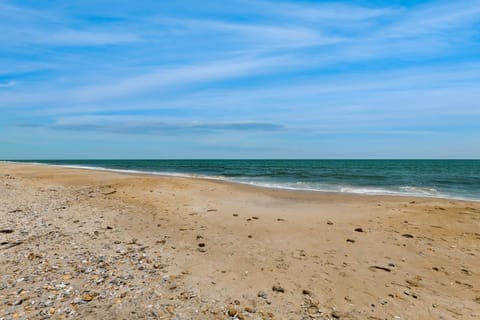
{"left": 10, "top": 159, "right": 480, "bottom": 201}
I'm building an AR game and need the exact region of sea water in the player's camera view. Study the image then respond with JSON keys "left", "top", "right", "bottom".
{"left": 11, "top": 159, "right": 480, "bottom": 201}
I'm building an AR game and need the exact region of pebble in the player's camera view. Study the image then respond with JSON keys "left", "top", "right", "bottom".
{"left": 272, "top": 284, "right": 285, "bottom": 293}
{"left": 244, "top": 306, "right": 255, "bottom": 313}
{"left": 227, "top": 304, "right": 237, "bottom": 316}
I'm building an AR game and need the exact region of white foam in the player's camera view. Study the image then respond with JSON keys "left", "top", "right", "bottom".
{"left": 5, "top": 161, "right": 478, "bottom": 202}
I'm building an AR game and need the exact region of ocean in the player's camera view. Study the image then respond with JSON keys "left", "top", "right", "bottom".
{"left": 10, "top": 159, "right": 480, "bottom": 201}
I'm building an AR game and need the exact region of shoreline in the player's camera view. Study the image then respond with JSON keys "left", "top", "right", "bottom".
{"left": 1, "top": 162, "right": 479, "bottom": 319}
{"left": 3, "top": 160, "right": 478, "bottom": 203}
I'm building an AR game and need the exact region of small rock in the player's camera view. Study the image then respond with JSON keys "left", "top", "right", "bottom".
{"left": 302, "top": 289, "right": 312, "bottom": 295}
{"left": 257, "top": 291, "right": 268, "bottom": 299}
{"left": 307, "top": 305, "right": 319, "bottom": 315}
{"left": 402, "top": 234, "right": 414, "bottom": 239}
{"left": 331, "top": 310, "right": 342, "bottom": 319}
{"left": 244, "top": 306, "right": 255, "bottom": 313}
{"left": 272, "top": 284, "right": 285, "bottom": 293}
{"left": 326, "top": 220, "right": 334, "bottom": 225}
{"left": 227, "top": 304, "right": 237, "bottom": 317}
{"left": 346, "top": 239, "right": 356, "bottom": 243}
{"left": 82, "top": 294, "right": 94, "bottom": 302}
{"left": 198, "top": 242, "right": 206, "bottom": 247}
{"left": 252, "top": 216, "right": 259, "bottom": 220}
{"left": 461, "top": 268, "right": 472, "bottom": 276}
{"left": 73, "top": 297, "right": 86, "bottom": 305}
{"left": 403, "top": 290, "right": 418, "bottom": 299}
{"left": 354, "top": 228, "right": 364, "bottom": 232}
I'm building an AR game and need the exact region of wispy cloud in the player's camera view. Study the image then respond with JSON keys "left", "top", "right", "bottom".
{"left": 0, "top": 81, "right": 16, "bottom": 88}
{"left": 18, "top": 116, "right": 286, "bottom": 135}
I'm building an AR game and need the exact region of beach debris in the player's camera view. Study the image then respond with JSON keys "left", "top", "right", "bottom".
{"left": 198, "top": 242, "right": 206, "bottom": 247}
{"left": 327, "top": 220, "right": 334, "bottom": 225}
{"left": 227, "top": 304, "right": 237, "bottom": 316}
{"left": 346, "top": 239, "right": 356, "bottom": 243}
{"left": 252, "top": 216, "right": 259, "bottom": 220}
{"left": 8, "top": 209, "right": 23, "bottom": 213}
{"left": 354, "top": 227, "right": 364, "bottom": 232}
{"left": 403, "top": 290, "right": 418, "bottom": 299}
{"left": 406, "top": 277, "right": 422, "bottom": 287}
{"left": 82, "top": 294, "right": 94, "bottom": 302}
{"left": 1, "top": 241, "right": 23, "bottom": 249}
{"left": 166, "top": 305, "right": 175, "bottom": 314}
{"left": 402, "top": 234, "right": 414, "bottom": 238}
{"left": 272, "top": 284, "right": 285, "bottom": 293}
{"left": 461, "top": 268, "right": 472, "bottom": 276}
{"left": 302, "top": 289, "right": 312, "bottom": 295}
{"left": 0, "top": 229, "right": 14, "bottom": 234}
{"left": 369, "top": 265, "right": 391, "bottom": 272}
{"left": 103, "top": 190, "right": 116, "bottom": 196}
{"left": 233, "top": 213, "right": 239, "bottom": 217}
{"left": 244, "top": 306, "right": 255, "bottom": 313}
{"left": 207, "top": 209, "right": 217, "bottom": 212}
{"left": 257, "top": 291, "right": 268, "bottom": 299}
{"left": 277, "top": 218, "right": 285, "bottom": 221}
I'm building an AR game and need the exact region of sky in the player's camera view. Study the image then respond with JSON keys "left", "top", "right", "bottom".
{"left": 1, "top": 0, "right": 480, "bottom": 159}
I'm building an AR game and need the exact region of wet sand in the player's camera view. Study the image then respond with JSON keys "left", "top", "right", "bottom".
{"left": 1, "top": 163, "right": 479, "bottom": 319}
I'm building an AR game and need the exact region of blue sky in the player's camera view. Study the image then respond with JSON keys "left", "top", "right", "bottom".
{"left": 1, "top": 0, "right": 479, "bottom": 159}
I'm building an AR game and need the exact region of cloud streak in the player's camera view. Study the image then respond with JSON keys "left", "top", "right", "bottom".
{"left": 18, "top": 116, "right": 286, "bottom": 135}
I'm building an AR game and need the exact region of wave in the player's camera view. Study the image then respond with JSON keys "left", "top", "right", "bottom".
{"left": 6, "top": 161, "right": 479, "bottom": 201}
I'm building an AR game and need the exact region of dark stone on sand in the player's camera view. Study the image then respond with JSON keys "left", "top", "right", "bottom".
{"left": 272, "top": 284, "right": 285, "bottom": 293}
{"left": 346, "top": 239, "right": 355, "bottom": 243}
{"left": 198, "top": 243, "right": 205, "bottom": 247}
{"left": 0, "top": 229, "right": 14, "bottom": 234}
{"left": 402, "top": 234, "right": 414, "bottom": 238}
{"left": 354, "top": 228, "right": 363, "bottom": 232}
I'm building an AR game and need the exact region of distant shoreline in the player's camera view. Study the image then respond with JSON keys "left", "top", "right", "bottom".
{"left": 4, "top": 159, "right": 479, "bottom": 202}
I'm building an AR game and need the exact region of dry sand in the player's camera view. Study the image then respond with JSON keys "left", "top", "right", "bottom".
{"left": 0, "top": 163, "right": 479, "bottom": 320}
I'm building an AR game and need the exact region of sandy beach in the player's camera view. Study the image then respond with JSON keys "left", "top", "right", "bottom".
{"left": 0, "top": 162, "right": 479, "bottom": 319}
